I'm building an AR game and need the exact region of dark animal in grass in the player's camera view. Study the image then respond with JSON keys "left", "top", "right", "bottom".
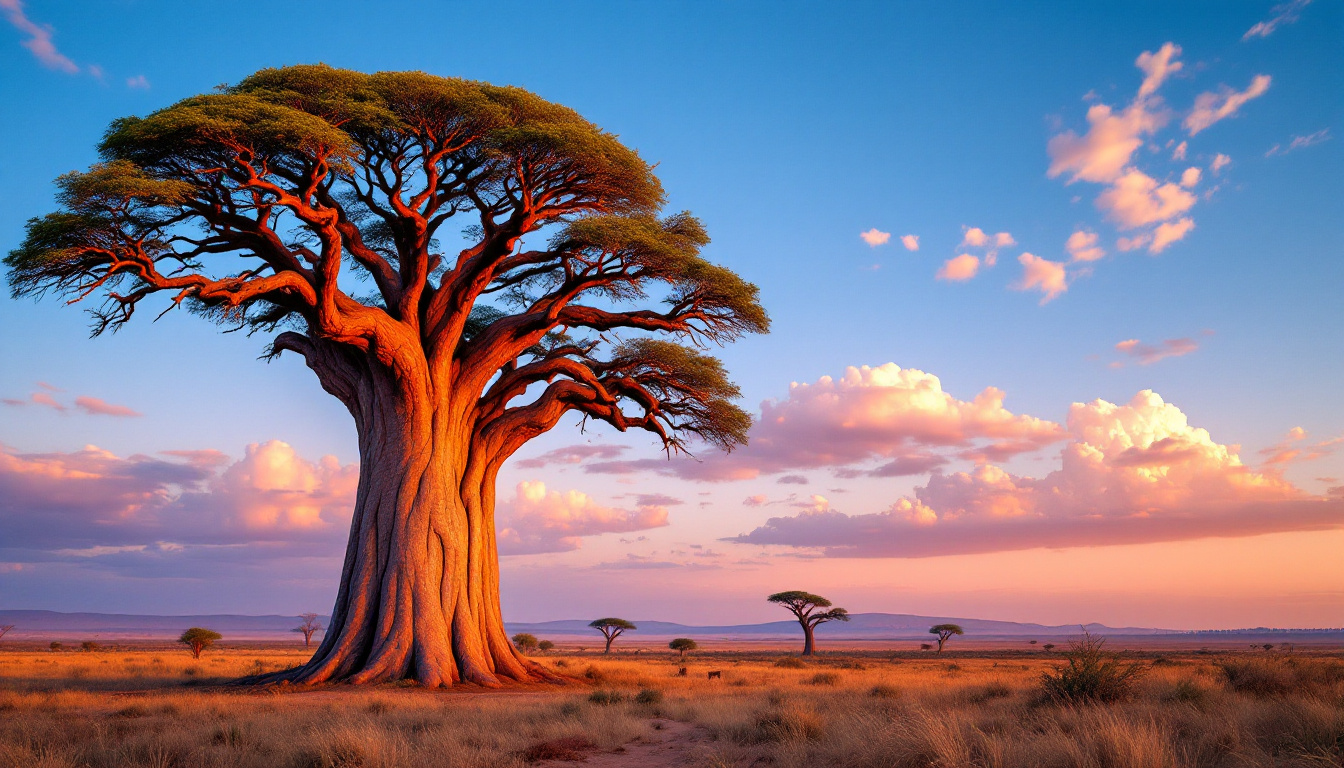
{"left": 707, "top": 670, "right": 722, "bottom": 680}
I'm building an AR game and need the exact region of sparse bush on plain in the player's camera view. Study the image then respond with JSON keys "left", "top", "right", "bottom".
{"left": 79, "top": 641, "right": 101, "bottom": 653}
{"left": 511, "top": 633, "right": 539, "bottom": 653}
{"left": 538, "top": 640, "right": 555, "bottom": 653}
{"left": 806, "top": 672, "right": 839, "bottom": 686}
{"left": 588, "top": 689, "right": 625, "bottom": 705}
{"left": 635, "top": 688, "right": 664, "bottom": 704}
{"left": 869, "top": 683, "right": 901, "bottom": 698}
{"left": 1038, "top": 631, "right": 1145, "bottom": 703}
{"left": 773, "top": 656, "right": 806, "bottom": 669}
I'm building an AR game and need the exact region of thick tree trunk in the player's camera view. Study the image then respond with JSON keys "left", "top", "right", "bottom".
{"left": 261, "top": 357, "right": 555, "bottom": 688}
{"left": 801, "top": 622, "right": 815, "bottom": 656}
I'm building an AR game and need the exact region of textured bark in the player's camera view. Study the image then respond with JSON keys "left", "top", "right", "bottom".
{"left": 258, "top": 350, "right": 554, "bottom": 688}
{"left": 801, "top": 623, "right": 816, "bottom": 657}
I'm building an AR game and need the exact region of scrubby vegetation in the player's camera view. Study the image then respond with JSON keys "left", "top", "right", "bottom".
{"left": 0, "top": 644, "right": 1340, "bottom": 767}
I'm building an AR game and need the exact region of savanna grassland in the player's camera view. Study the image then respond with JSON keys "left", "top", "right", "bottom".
{"left": 0, "top": 643, "right": 1341, "bottom": 768}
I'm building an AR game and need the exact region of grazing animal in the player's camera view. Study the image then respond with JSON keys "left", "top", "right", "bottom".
{"left": 707, "top": 670, "right": 722, "bottom": 680}
{"left": 678, "top": 667, "right": 688, "bottom": 676}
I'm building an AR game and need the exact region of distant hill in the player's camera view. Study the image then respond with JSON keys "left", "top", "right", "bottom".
{"left": 0, "top": 609, "right": 1170, "bottom": 640}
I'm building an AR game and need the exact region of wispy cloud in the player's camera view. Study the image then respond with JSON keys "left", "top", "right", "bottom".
{"left": 1112, "top": 336, "right": 1200, "bottom": 367}
{"left": 1185, "top": 75, "right": 1272, "bottom": 135}
{"left": 1243, "top": 0, "right": 1312, "bottom": 40}
{"left": 0, "top": 0, "right": 78, "bottom": 73}
{"left": 2, "top": 384, "right": 140, "bottom": 417}
{"left": 125, "top": 74, "right": 149, "bottom": 90}
{"left": 1266, "top": 128, "right": 1331, "bottom": 157}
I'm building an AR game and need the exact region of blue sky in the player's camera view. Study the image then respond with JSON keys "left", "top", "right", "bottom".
{"left": 1, "top": 1, "right": 1341, "bottom": 628}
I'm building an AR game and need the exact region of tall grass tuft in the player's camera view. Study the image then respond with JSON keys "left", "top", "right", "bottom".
{"left": 1038, "top": 631, "right": 1145, "bottom": 703}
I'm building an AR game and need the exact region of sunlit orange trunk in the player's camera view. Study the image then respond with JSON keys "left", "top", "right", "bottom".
{"left": 269, "top": 358, "right": 547, "bottom": 687}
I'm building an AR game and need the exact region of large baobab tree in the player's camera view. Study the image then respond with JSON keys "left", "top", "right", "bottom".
{"left": 5, "top": 65, "right": 767, "bottom": 687}
{"left": 767, "top": 591, "right": 849, "bottom": 656}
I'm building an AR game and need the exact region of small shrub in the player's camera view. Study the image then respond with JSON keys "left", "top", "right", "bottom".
{"left": 773, "top": 657, "right": 806, "bottom": 669}
{"left": 869, "top": 684, "right": 901, "bottom": 699}
{"left": 635, "top": 688, "right": 663, "bottom": 704}
{"left": 583, "top": 664, "right": 605, "bottom": 681}
{"left": 537, "top": 640, "right": 555, "bottom": 652}
{"left": 967, "top": 681, "right": 1012, "bottom": 703}
{"left": 1164, "top": 678, "right": 1208, "bottom": 705}
{"left": 588, "top": 689, "right": 624, "bottom": 706}
{"left": 1218, "top": 657, "right": 1295, "bottom": 697}
{"left": 512, "top": 633, "right": 539, "bottom": 653}
{"left": 80, "top": 641, "right": 101, "bottom": 653}
{"left": 753, "top": 705, "right": 824, "bottom": 743}
{"left": 49, "top": 642, "right": 63, "bottom": 652}
{"left": 806, "top": 672, "right": 839, "bottom": 686}
{"left": 552, "top": 658, "right": 568, "bottom": 668}
{"left": 1038, "top": 631, "right": 1145, "bottom": 703}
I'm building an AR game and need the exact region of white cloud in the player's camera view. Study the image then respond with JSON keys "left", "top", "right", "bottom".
{"left": 1065, "top": 230, "right": 1105, "bottom": 262}
{"left": 936, "top": 254, "right": 980, "bottom": 282}
{"left": 860, "top": 228, "right": 891, "bottom": 247}
{"left": 900, "top": 234, "right": 919, "bottom": 251}
{"left": 1014, "top": 253, "right": 1068, "bottom": 304}
{"left": 1185, "top": 75, "right": 1272, "bottom": 135}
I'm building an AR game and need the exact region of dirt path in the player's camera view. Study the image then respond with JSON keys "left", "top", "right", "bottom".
{"left": 532, "top": 718, "right": 712, "bottom": 767}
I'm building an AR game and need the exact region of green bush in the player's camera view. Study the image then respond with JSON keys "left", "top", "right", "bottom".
{"left": 1038, "top": 631, "right": 1145, "bottom": 703}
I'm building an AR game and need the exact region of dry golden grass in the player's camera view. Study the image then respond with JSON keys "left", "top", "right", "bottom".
{"left": 0, "top": 646, "right": 1341, "bottom": 767}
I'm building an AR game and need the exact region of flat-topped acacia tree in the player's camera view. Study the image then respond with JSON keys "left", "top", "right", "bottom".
{"left": 4, "top": 65, "right": 768, "bottom": 687}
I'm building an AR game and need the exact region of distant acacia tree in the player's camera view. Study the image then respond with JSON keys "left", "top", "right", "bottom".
{"left": 589, "top": 618, "right": 636, "bottom": 654}
{"left": 767, "top": 591, "right": 849, "bottom": 656}
{"left": 511, "top": 633, "right": 539, "bottom": 653}
{"left": 537, "top": 640, "right": 554, "bottom": 653}
{"left": 930, "top": 624, "right": 964, "bottom": 653}
{"left": 4, "top": 65, "right": 767, "bottom": 688}
{"left": 1043, "top": 643, "right": 1056, "bottom": 652}
{"left": 179, "top": 628, "right": 222, "bottom": 659}
{"left": 292, "top": 613, "right": 324, "bottom": 650}
{"left": 0, "top": 625, "right": 13, "bottom": 642}
{"left": 669, "top": 637, "right": 697, "bottom": 659}
{"left": 919, "top": 643, "right": 933, "bottom": 651}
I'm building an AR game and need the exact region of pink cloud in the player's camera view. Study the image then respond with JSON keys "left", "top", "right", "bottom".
{"left": 731, "top": 390, "right": 1343, "bottom": 557}
{"left": 497, "top": 481, "right": 669, "bottom": 555}
{"left": 1266, "top": 128, "right": 1331, "bottom": 158}
{"left": 515, "top": 444, "right": 628, "bottom": 469}
{"left": 1095, "top": 168, "right": 1196, "bottom": 229}
{"left": 0, "top": 0, "right": 78, "bottom": 73}
{"left": 1185, "top": 75, "right": 1271, "bottom": 135}
{"left": 1113, "top": 337, "right": 1199, "bottom": 366}
{"left": 1047, "top": 99, "right": 1167, "bottom": 184}
{"left": 1210, "top": 154, "right": 1232, "bottom": 174}
{"left": 1136, "top": 42, "right": 1183, "bottom": 99}
{"left": 0, "top": 441, "right": 357, "bottom": 552}
{"left": 937, "top": 254, "right": 980, "bottom": 281}
{"left": 29, "top": 392, "right": 66, "bottom": 412}
{"left": 900, "top": 234, "right": 920, "bottom": 251}
{"left": 73, "top": 396, "right": 141, "bottom": 418}
{"left": 1149, "top": 217, "right": 1195, "bottom": 252}
{"left": 1179, "top": 167, "right": 1201, "bottom": 188}
{"left": 1243, "top": 0, "right": 1312, "bottom": 40}
{"left": 1259, "top": 427, "right": 1341, "bottom": 467}
{"left": 860, "top": 228, "right": 891, "bottom": 247}
{"left": 1013, "top": 253, "right": 1068, "bottom": 304}
{"left": 588, "top": 363, "right": 1064, "bottom": 482}
{"left": 1065, "top": 230, "right": 1105, "bottom": 262}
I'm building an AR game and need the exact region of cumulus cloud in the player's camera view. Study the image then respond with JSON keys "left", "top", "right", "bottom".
{"left": 1180, "top": 167, "right": 1201, "bottom": 188}
{"left": 957, "top": 227, "right": 1014, "bottom": 267}
{"left": 1014, "top": 253, "right": 1068, "bottom": 304}
{"left": 1047, "top": 100, "right": 1167, "bottom": 184}
{"left": 1113, "top": 337, "right": 1200, "bottom": 366}
{"left": 1095, "top": 168, "right": 1197, "bottom": 229}
{"left": 586, "top": 364, "right": 1064, "bottom": 482}
{"left": 730, "top": 391, "right": 1344, "bottom": 557}
{"left": 860, "top": 228, "right": 891, "bottom": 247}
{"left": 497, "top": 481, "right": 669, "bottom": 555}
{"left": 0, "top": 441, "right": 358, "bottom": 553}
{"left": 515, "top": 444, "right": 628, "bottom": 469}
{"left": 900, "top": 234, "right": 920, "bottom": 251}
{"left": 1243, "top": 0, "right": 1312, "bottom": 40}
{"left": 0, "top": 0, "right": 78, "bottom": 73}
{"left": 1185, "top": 75, "right": 1272, "bottom": 135}
{"left": 1149, "top": 217, "right": 1195, "bottom": 252}
{"left": 936, "top": 254, "right": 980, "bottom": 281}
{"left": 1266, "top": 128, "right": 1331, "bottom": 157}
{"left": 1065, "top": 230, "right": 1106, "bottom": 262}
{"left": 1211, "top": 154, "right": 1232, "bottom": 174}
